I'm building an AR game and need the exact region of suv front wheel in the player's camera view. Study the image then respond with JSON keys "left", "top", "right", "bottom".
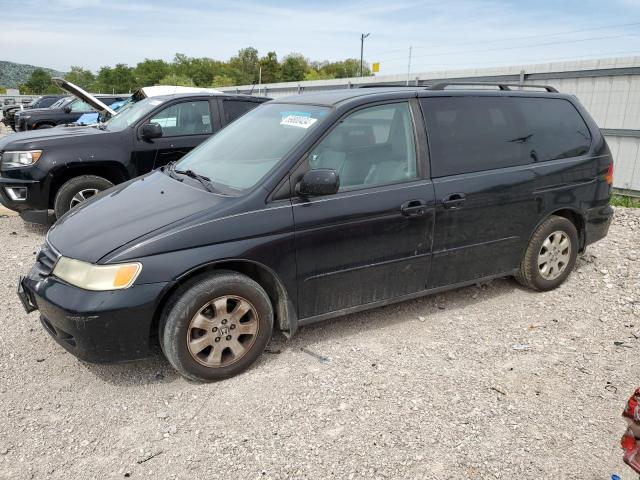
{"left": 54, "top": 175, "right": 114, "bottom": 219}
{"left": 516, "top": 215, "right": 579, "bottom": 291}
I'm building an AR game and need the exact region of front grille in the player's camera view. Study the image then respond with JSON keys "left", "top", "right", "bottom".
{"left": 35, "top": 241, "right": 61, "bottom": 276}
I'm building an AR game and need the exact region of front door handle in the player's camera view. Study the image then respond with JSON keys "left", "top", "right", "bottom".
{"left": 442, "top": 193, "right": 466, "bottom": 209}
{"left": 401, "top": 199, "right": 428, "bottom": 217}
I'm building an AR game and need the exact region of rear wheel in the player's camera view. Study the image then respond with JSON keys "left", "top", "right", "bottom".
{"left": 516, "top": 215, "right": 578, "bottom": 291}
{"left": 160, "top": 271, "right": 273, "bottom": 382}
{"left": 34, "top": 123, "right": 54, "bottom": 129}
{"left": 53, "top": 175, "right": 113, "bottom": 219}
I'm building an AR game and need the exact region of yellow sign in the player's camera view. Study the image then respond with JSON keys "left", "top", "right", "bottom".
{"left": 372, "top": 62, "right": 380, "bottom": 73}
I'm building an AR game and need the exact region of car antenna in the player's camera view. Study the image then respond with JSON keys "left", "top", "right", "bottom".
{"left": 248, "top": 81, "right": 256, "bottom": 95}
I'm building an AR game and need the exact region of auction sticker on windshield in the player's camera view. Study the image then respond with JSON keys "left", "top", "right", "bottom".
{"left": 280, "top": 111, "right": 318, "bottom": 129}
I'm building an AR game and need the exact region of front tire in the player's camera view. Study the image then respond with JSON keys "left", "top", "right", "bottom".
{"left": 53, "top": 175, "right": 113, "bottom": 219}
{"left": 160, "top": 271, "right": 273, "bottom": 382}
{"left": 516, "top": 215, "right": 579, "bottom": 291}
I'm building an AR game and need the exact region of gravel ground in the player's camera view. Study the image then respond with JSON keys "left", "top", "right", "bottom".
{"left": 0, "top": 209, "right": 638, "bottom": 479}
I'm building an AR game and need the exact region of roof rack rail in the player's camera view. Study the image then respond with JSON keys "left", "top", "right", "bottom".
{"left": 428, "top": 82, "right": 558, "bottom": 93}
{"left": 357, "top": 84, "right": 424, "bottom": 88}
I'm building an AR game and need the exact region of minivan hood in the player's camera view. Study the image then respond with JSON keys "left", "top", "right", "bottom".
{"left": 52, "top": 77, "right": 117, "bottom": 116}
{"left": 48, "top": 171, "right": 231, "bottom": 263}
{"left": 0, "top": 126, "right": 105, "bottom": 150}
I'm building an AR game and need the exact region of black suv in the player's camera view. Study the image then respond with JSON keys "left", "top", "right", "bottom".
{"left": 0, "top": 93, "right": 268, "bottom": 222}
{"left": 18, "top": 84, "right": 614, "bottom": 382}
{"left": 2, "top": 95, "right": 65, "bottom": 131}
{"left": 14, "top": 94, "right": 126, "bottom": 131}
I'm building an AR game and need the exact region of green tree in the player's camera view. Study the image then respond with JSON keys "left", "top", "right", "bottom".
{"left": 20, "top": 69, "right": 59, "bottom": 94}
{"left": 280, "top": 54, "right": 309, "bottom": 82}
{"left": 158, "top": 74, "right": 195, "bottom": 87}
{"left": 95, "top": 64, "right": 138, "bottom": 93}
{"left": 64, "top": 66, "right": 95, "bottom": 90}
{"left": 259, "top": 51, "right": 280, "bottom": 83}
{"left": 304, "top": 69, "right": 332, "bottom": 81}
{"left": 211, "top": 75, "right": 235, "bottom": 87}
{"left": 229, "top": 47, "right": 259, "bottom": 85}
{"left": 134, "top": 59, "right": 170, "bottom": 86}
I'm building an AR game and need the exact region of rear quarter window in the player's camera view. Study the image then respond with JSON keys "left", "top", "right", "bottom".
{"left": 514, "top": 97, "right": 591, "bottom": 163}
{"left": 421, "top": 96, "right": 592, "bottom": 178}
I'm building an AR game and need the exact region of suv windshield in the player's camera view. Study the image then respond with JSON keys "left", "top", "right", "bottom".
{"left": 104, "top": 97, "right": 167, "bottom": 131}
{"left": 174, "top": 103, "right": 329, "bottom": 192}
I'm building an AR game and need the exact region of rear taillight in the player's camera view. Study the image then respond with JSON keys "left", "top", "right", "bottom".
{"left": 606, "top": 163, "right": 614, "bottom": 185}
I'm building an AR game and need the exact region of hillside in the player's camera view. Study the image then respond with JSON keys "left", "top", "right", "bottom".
{"left": 0, "top": 60, "right": 65, "bottom": 89}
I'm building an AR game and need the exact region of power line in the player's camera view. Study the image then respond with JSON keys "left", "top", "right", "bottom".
{"left": 375, "top": 33, "right": 639, "bottom": 63}
{"left": 369, "top": 21, "right": 640, "bottom": 57}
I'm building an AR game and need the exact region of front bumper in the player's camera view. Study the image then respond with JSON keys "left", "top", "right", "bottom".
{"left": 0, "top": 175, "right": 50, "bottom": 221}
{"left": 19, "top": 270, "right": 169, "bottom": 363}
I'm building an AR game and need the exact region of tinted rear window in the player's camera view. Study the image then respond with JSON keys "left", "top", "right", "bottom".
{"left": 222, "top": 100, "right": 259, "bottom": 124}
{"left": 421, "top": 96, "right": 592, "bottom": 177}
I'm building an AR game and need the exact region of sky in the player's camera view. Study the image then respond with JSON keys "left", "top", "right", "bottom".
{"left": 1, "top": 0, "right": 640, "bottom": 76}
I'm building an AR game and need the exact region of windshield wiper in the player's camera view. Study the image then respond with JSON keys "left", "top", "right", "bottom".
{"left": 174, "top": 167, "right": 216, "bottom": 193}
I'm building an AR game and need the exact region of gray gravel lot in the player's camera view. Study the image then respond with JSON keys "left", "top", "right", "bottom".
{"left": 0, "top": 209, "right": 639, "bottom": 479}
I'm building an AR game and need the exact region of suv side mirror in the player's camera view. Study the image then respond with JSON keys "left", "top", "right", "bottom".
{"left": 63, "top": 106, "right": 72, "bottom": 114}
{"left": 297, "top": 169, "right": 340, "bottom": 197}
{"left": 142, "top": 122, "right": 163, "bottom": 139}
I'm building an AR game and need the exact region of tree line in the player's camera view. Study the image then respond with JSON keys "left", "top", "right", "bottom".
{"left": 19, "top": 48, "right": 372, "bottom": 95}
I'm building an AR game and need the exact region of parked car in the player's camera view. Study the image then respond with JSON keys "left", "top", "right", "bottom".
{"left": 621, "top": 388, "right": 640, "bottom": 474}
{"left": 2, "top": 95, "right": 65, "bottom": 131}
{"left": 14, "top": 91, "right": 127, "bottom": 131}
{"left": 16, "top": 83, "right": 614, "bottom": 382}
{"left": 0, "top": 91, "right": 269, "bottom": 222}
{"left": 66, "top": 99, "right": 128, "bottom": 126}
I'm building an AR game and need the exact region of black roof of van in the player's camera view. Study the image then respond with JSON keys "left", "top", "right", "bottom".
{"left": 273, "top": 83, "right": 566, "bottom": 107}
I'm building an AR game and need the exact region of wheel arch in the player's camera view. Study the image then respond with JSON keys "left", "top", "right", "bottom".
{"left": 48, "top": 162, "right": 130, "bottom": 207}
{"left": 530, "top": 207, "right": 586, "bottom": 252}
{"left": 150, "top": 259, "right": 295, "bottom": 343}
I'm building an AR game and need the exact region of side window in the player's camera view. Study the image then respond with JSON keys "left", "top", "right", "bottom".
{"left": 40, "top": 97, "right": 58, "bottom": 108}
{"left": 223, "top": 100, "right": 258, "bottom": 124}
{"left": 308, "top": 103, "right": 418, "bottom": 191}
{"left": 515, "top": 98, "right": 591, "bottom": 162}
{"left": 421, "top": 97, "right": 526, "bottom": 177}
{"left": 70, "top": 100, "right": 93, "bottom": 112}
{"left": 149, "top": 101, "right": 213, "bottom": 137}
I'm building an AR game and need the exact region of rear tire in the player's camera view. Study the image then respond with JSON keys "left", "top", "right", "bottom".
{"left": 515, "top": 215, "right": 578, "bottom": 291}
{"left": 53, "top": 175, "right": 113, "bottom": 219}
{"left": 160, "top": 271, "right": 273, "bottom": 382}
{"left": 35, "top": 123, "right": 54, "bottom": 129}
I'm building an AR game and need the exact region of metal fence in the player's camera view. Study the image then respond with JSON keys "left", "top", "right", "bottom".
{"left": 220, "top": 56, "right": 640, "bottom": 194}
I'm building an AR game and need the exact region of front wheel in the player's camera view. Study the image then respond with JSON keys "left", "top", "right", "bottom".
{"left": 53, "top": 175, "right": 113, "bottom": 219}
{"left": 160, "top": 271, "right": 274, "bottom": 382}
{"left": 515, "top": 215, "right": 579, "bottom": 291}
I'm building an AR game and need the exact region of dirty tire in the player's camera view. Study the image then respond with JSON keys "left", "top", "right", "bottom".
{"left": 53, "top": 175, "right": 113, "bottom": 219}
{"left": 516, "top": 215, "right": 578, "bottom": 291}
{"left": 35, "top": 123, "right": 54, "bottom": 129}
{"left": 160, "top": 271, "right": 273, "bottom": 382}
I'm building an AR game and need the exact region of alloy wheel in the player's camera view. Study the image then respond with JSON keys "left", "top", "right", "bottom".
{"left": 537, "top": 230, "right": 571, "bottom": 280}
{"left": 70, "top": 188, "right": 99, "bottom": 209}
{"left": 186, "top": 295, "right": 259, "bottom": 368}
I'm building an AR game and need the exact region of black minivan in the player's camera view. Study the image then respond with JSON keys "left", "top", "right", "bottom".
{"left": 18, "top": 84, "right": 614, "bottom": 382}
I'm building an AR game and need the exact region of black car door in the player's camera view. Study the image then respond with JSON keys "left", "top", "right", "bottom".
{"left": 420, "top": 95, "right": 538, "bottom": 288}
{"left": 292, "top": 100, "right": 436, "bottom": 320}
{"left": 132, "top": 99, "right": 219, "bottom": 173}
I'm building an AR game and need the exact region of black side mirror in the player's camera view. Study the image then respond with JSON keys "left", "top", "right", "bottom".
{"left": 297, "top": 169, "right": 340, "bottom": 197}
{"left": 63, "top": 106, "right": 72, "bottom": 114}
{"left": 142, "top": 122, "right": 163, "bottom": 139}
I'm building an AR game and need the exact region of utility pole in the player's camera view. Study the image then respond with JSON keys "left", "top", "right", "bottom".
{"left": 360, "top": 33, "right": 370, "bottom": 77}
{"left": 406, "top": 46, "right": 413, "bottom": 86}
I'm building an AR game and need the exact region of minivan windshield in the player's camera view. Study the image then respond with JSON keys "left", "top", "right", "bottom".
{"left": 174, "top": 103, "right": 329, "bottom": 192}
{"left": 104, "top": 97, "right": 166, "bottom": 131}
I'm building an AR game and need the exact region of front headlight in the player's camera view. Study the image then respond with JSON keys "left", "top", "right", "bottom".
{"left": 1, "top": 150, "right": 42, "bottom": 168}
{"left": 52, "top": 257, "right": 142, "bottom": 291}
